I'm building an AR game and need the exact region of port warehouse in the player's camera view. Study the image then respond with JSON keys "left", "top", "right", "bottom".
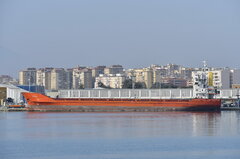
{"left": 58, "top": 89, "right": 240, "bottom": 99}
{"left": 1, "top": 84, "right": 240, "bottom": 105}
{"left": 0, "top": 84, "right": 28, "bottom": 105}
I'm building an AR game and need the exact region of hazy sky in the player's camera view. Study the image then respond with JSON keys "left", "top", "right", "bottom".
{"left": 1, "top": 0, "right": 240, "bottom": 77}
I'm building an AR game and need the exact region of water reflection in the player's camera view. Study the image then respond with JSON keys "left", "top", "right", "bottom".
{"left": 0, "top": 111, "right": 240, "bottom": 159}
{"left": 3, "top": 111, "right": 240, "bottom": 139}
{"left": 0, "top": 111, "right": 228, "bottom": 139}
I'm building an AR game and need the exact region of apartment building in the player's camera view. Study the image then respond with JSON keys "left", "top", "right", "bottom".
{"left": 36, "top": 68, "right": 54, "bottom": 90}
{"left": 143, "top": 68, "right": 153, "bottom": 89}
{"left": 231, "top": 69, "right": 240, "bottom": 87}
{"left": 180, "top": 68, "right": 194, "bottom": 80}
{"left": 165, "top": 64, "right": 181, "bottom": 78}
{"left": 73, "top": 67, "right": 93, "bottom": 89}
{"left": 126, "top": 68, "right": 153, "bottom": 89}
{"left": 95, "top": 74, "right": 126, "bottom": 89}
{"left": 19, "top": 68, "right": 37, "bottom": 85}
{"left": 50, "top": 68, "right": 68, "bottom": 90}
{"left": 161, "top": 78, "right": 187, "bottom": 88}
{"left": 92, "top": 66, "right": 106, "bottom": 78}
{"left": 66, "top": 69, "right": 73, "bottom": 89}
{"left": 104, "top": 65, "right": 124, "bottom": 75}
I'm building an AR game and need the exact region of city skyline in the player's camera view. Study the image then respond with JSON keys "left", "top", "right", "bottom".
{"left": 0, "top": 61, "right": 239, "bottom": 79}
{"left": 1, "top": 0, "right": 240, "bottom": 77}
{"left": 11, "top": 64, "right": 240, "bottom": 89}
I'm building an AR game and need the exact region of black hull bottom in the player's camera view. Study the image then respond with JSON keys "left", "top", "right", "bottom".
{"left": 27, "top": 105, "right": 220, "bottom": 112}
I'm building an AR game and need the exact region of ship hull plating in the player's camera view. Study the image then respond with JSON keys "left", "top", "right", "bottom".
{"left": 22, "top": 93, "right": 221, "bottom": 112}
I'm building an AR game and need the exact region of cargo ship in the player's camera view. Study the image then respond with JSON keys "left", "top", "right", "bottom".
{"left": 21, "top": 62, "right": 221, "bottom": 111}
{"left": 22, "top": 92, "right": 221, "bottom": 111}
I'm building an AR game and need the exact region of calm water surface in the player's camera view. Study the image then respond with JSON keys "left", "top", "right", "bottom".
{"left": 0, "top": 111, "right": 240, "bottom": 159}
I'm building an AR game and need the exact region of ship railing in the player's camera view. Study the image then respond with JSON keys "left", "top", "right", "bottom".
{"left": 215, "top": 89, "right": 240, "bottom": 99}
{"left": 57, "top": 88, "right": 240, "bottom": 99}
{"left": 58, "top": 89, "right": 193, "bottom": 99}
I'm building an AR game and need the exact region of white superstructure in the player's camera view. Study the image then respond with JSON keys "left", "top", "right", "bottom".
{"left": 192, "top": 61, "right": 210, "bottom": 98}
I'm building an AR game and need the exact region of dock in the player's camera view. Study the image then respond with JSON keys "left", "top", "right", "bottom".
{"left": 0, "top": 106, "right": 27, "bottom": 111}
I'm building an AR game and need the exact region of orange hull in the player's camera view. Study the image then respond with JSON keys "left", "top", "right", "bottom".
{"left": 22, "top": 92, "right": 221, "bottom": 111}
{"left": 8, "top": 105, "right": 25, "bottom": 108}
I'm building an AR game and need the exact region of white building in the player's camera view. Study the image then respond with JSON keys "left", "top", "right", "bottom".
{"left": 192, "top": 68, "right": 231, "bottom": 89}
{"left": 36, "top": 68, "right": 54, "bottom": 90}
{"left": 19, "top": 68, "right": 37, "bottom": 85}
{"left": 50, "top": 68, "right": 68, "bottom": 90}
{"left": 231, "top": 69, "right": 240, "bottom": 87}
{"left": 95, "top": 74, "right": 126, "bottom": 89}
{"left": 0, "top": 84, "right": 28, "bottom": 105}
{"left": 73, "top": 68, "right": 93, "bottom": 89}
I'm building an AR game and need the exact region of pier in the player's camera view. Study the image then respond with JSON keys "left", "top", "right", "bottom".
{"left": 0, "top": 105, "right": 27, "bottom": 111}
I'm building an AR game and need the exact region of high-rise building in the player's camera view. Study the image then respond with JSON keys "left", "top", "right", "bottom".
{"left": 143, "top": 68, "right": 153, "bottom": 89}
{"left": 161, "top": 78, "right": 187, "bottom": 88}
{"left": 231, "top": 69, "right": 240, "bottom": 88}
{"left": 92, "top": 66, "right": 106, "bottom": 78}
{"left": 50, "top": 68, "right": 68, "bottom": 90}
{"left": 95, "top": 74, "right": 126, "bottom": 89}
{"left": 180, "top": 67, "right": 194, "bottom": 80}
{"left": 73, "top": 67, "right": 93, "bottom": 89}
{"left": 80, "top": 68, "right": 93, "bottom": 89}
{"left": 104, "top": 65, "right": 124, "bottom": 75}
{"left": 19, "top": 68, "right": 37, "bottom": 85}
{"left": 36, "top": 68, "right": 54, "bottom": 90}
{"left": 127, "top": 68, "right": 153, "bottom": 89}
{"left": 166, "top": 64, "right": 181, "bottom": 78}
{"left": 72, "top": 67, "right": 82, "bottom": 89}
{"left": 66, "top": 69, "right": 73, "bottom": 89}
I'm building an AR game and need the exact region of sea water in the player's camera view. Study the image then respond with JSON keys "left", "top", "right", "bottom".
{"left": 0, "top": 111, "right": 240, "bottom": 159}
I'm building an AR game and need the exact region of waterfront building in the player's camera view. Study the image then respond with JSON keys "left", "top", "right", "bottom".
{"left": 19, "top": 68, "right": 37, "bottom": 86}
{"left": 153, "top": 69, "right": 161, "bottom": 84}
{"left": 95, "top": 74, "right": 126, "bottom": 89}
{"left": 133, "top": 69, "right": 145, "bottom": 83}
{"left": 66, "top": 69, "right": 73, "bottom": 89}
{"left": 231, "top": 69, "right": 240, "bottom": 88}
{"left": 0, "top": 75, "right": 17, "bottom": 85}
{"left": 143, "top": 68, "right": 153, "bottom": 89}
{"left": 92, "top": 66, "right": 106, "bottom": 87}
{"left": 0, "top": 84, "right": 28, "bottom": 105}
{"left": 36, "top": 69, "right": 45, "bottom": 86}
{"left": 72, "top": 67, "right": 82, "bottom": 89}
{"left": 161, "top": 78, "right": 188, "bottom": 88}
{"left": 36, "top": 68, "right": 54, "bottom": 90}
{"left": 165, "top": 64, "right": 182, "bottom": 78}
{"left": 50, "top": 68, "right": 68, "bottom": 90}
{"left": 73, "top": 67, "right": 93, "bottom": 89}
{"left": 104, "top": 65, "right": 124, "bottom": 75}
{"left": 151, "top": 67, "right": 168, "bottom": 84}
{"left": 126, "top": 68, "right": 153, "bottom": 89}
{"left": 80, "top": 68, "right": 93, "bottom": 89}
{"left": 180, "top": 67, "right": 194, "bottom": 80}
{"left": 92, "top": 66, "right": 106, "bottom": 78}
